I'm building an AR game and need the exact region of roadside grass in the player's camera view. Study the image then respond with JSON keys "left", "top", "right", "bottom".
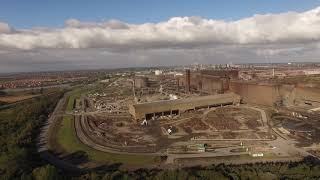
{"left": 57, "top": 115, "right": 159, "bottom": 165}
{"left": 0, "top": 108, "right": 14, "bottom": 120}
{"left": 66, "top": 89, "right": 84, "bottom": 111}
{"left": 66, "top": 86, "right": 101, "bottom": 111}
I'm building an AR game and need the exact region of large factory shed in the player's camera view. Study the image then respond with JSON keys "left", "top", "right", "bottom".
{"left": 129, "top": 93, "right": 240, "bottom": 121}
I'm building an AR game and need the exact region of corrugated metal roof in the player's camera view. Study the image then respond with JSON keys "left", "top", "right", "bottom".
{"left": 133, "top": 93, "right": 240, "bottom": 109}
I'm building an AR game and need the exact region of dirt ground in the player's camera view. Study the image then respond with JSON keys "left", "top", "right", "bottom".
{"left": 0, "top": 94, "right": 39, "bottom": 103}
{"left": 82, "top": 104, "right": 271, "bottom": 154}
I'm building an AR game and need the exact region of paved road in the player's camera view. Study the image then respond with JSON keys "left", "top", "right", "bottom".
{"left": 171, "top": 156, "right": 303, "bottom": 168}
{"left": 268, "top": 136, "right": 313, "bottom": 157}
{"left": 75, "top": 113, "right": 162, "bottom": 155}
{"left": 165, "top": 105, "right": 316, "bottom": 164}
{"left": 166, "top": 146, "right": 248, "bottom": 164}
{"left": 37, "top": 92, "right": 85, "bottom": 173}
{"left": 39, "top": 85, "right": 314, "bottom": 168}
{"left": 74, "top": 101, "right": 314, "bottom": 165}
{"left": 38, "top": 93, "right": 66, "bottom": 152}
{"left": 166, "top": 136, "right": 312, "bottom": 165}
{"left": 73, "top": 79, "right": 163, "bottom": 156}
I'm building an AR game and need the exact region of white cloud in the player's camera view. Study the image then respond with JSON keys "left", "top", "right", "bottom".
{"left": 2, "top": 7, "right": 320, "bottom": 72}
{"left": 255, "top": 47, "right": 304, "bottom": 56}
{"left": 1, "top": 7, "right": 320, "bottom": 51}
{"left": 0, "top": 22, "right": 12, "bottom": 34}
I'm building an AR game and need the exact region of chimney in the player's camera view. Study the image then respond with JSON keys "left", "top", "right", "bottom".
{"left": 186, "top": 69, "right": 191, "bottom": 93}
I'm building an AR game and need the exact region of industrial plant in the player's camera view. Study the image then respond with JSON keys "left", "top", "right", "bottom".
{"left": 61, "top": 63, "right": 320, "bottom": 167}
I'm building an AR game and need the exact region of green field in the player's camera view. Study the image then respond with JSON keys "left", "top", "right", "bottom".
{"left": 57, "top": 115, "right": 159, "bottom": 165}
{"left": 66, "top": 89, "right": 84, "bottom": 111}
{"left": 66, "top": 84, "right": 106, "bottom": 111}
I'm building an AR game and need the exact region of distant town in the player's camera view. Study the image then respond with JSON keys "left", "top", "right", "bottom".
{"left": 2, "top": 62, "right": 320, "bottom": 89}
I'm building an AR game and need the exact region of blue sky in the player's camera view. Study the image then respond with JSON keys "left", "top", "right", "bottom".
{"left": 1, "top": 0, "right": 320, "bottom": 28}
{"left": 1, "top": 1, "right": 320, "bottom": 72}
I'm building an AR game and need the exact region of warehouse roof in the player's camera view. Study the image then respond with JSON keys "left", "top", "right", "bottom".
{"left": 130, "top": 93, "right": 240, "bottom": 117}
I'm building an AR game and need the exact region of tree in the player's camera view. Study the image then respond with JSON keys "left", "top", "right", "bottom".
{"left": 32, "top": 165, "right": 65, "bottom": 180}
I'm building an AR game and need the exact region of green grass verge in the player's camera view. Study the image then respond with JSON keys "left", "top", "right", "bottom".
{"left": 57, "top": 115, "right": 159, "bottom": 165}
{"left": 66, "top": 89, "right": 84, "bottom": 111}
{"left": 66, "top": 86, "right": 102, "bottom": 111}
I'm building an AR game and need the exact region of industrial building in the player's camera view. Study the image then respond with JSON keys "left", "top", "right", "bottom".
{"left": 178, "top": 69, "right": 320, "bottom": 107}
{"left": 179, "top": 69, "right": 239, "bottom": 94}
{"left": 134, "top": 76, "right": 149, "bottom": 88}
{"left": 129, "top": 93, "right": 241, "bottom": 121}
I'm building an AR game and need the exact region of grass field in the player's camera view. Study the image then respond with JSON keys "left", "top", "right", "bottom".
{"left": 57, "top": 115, "right": 159, "bottom": 165}
{"left": 65, "top": 83, "right": 112, "bottom": 111}
{"left": 66, "top": 89, "right": 84, "bottom": 111}
{"left": 0, "top": 107, "right": 14, "bottom": 119}
{"left": 0, "top": 94, "right": 39, "bottom": 103}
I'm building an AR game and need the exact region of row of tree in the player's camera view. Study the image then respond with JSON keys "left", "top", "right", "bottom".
{"left": 73, "top": 157, "right": 320, "bottom": 180}
{"left": 0, "top": 91, "right": 64, "bottom": 180}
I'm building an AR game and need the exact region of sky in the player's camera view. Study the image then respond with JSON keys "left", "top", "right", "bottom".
{"left": 1, "top": 0, "right": 320, "bottom": 72}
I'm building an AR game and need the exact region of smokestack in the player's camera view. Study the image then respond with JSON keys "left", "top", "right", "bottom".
{"left": 177, "top": 78, "right": 179, "bottom": 92}
{"left": 272, "top": 68, "right": 275, "bottom": 78}
{"left": 186, "top": 69, "right": 191, "bottom": 93}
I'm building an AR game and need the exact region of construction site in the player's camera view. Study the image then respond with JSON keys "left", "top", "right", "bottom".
{"left": 68, "top": 67, "right": 320, "bottom": 166}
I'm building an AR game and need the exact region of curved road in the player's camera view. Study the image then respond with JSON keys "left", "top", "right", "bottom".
{"left": 37, "top": 86, "right": 314, "bottom": 169}
{"left": 37, "top": 92, "right": 85, "bottom": 174}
